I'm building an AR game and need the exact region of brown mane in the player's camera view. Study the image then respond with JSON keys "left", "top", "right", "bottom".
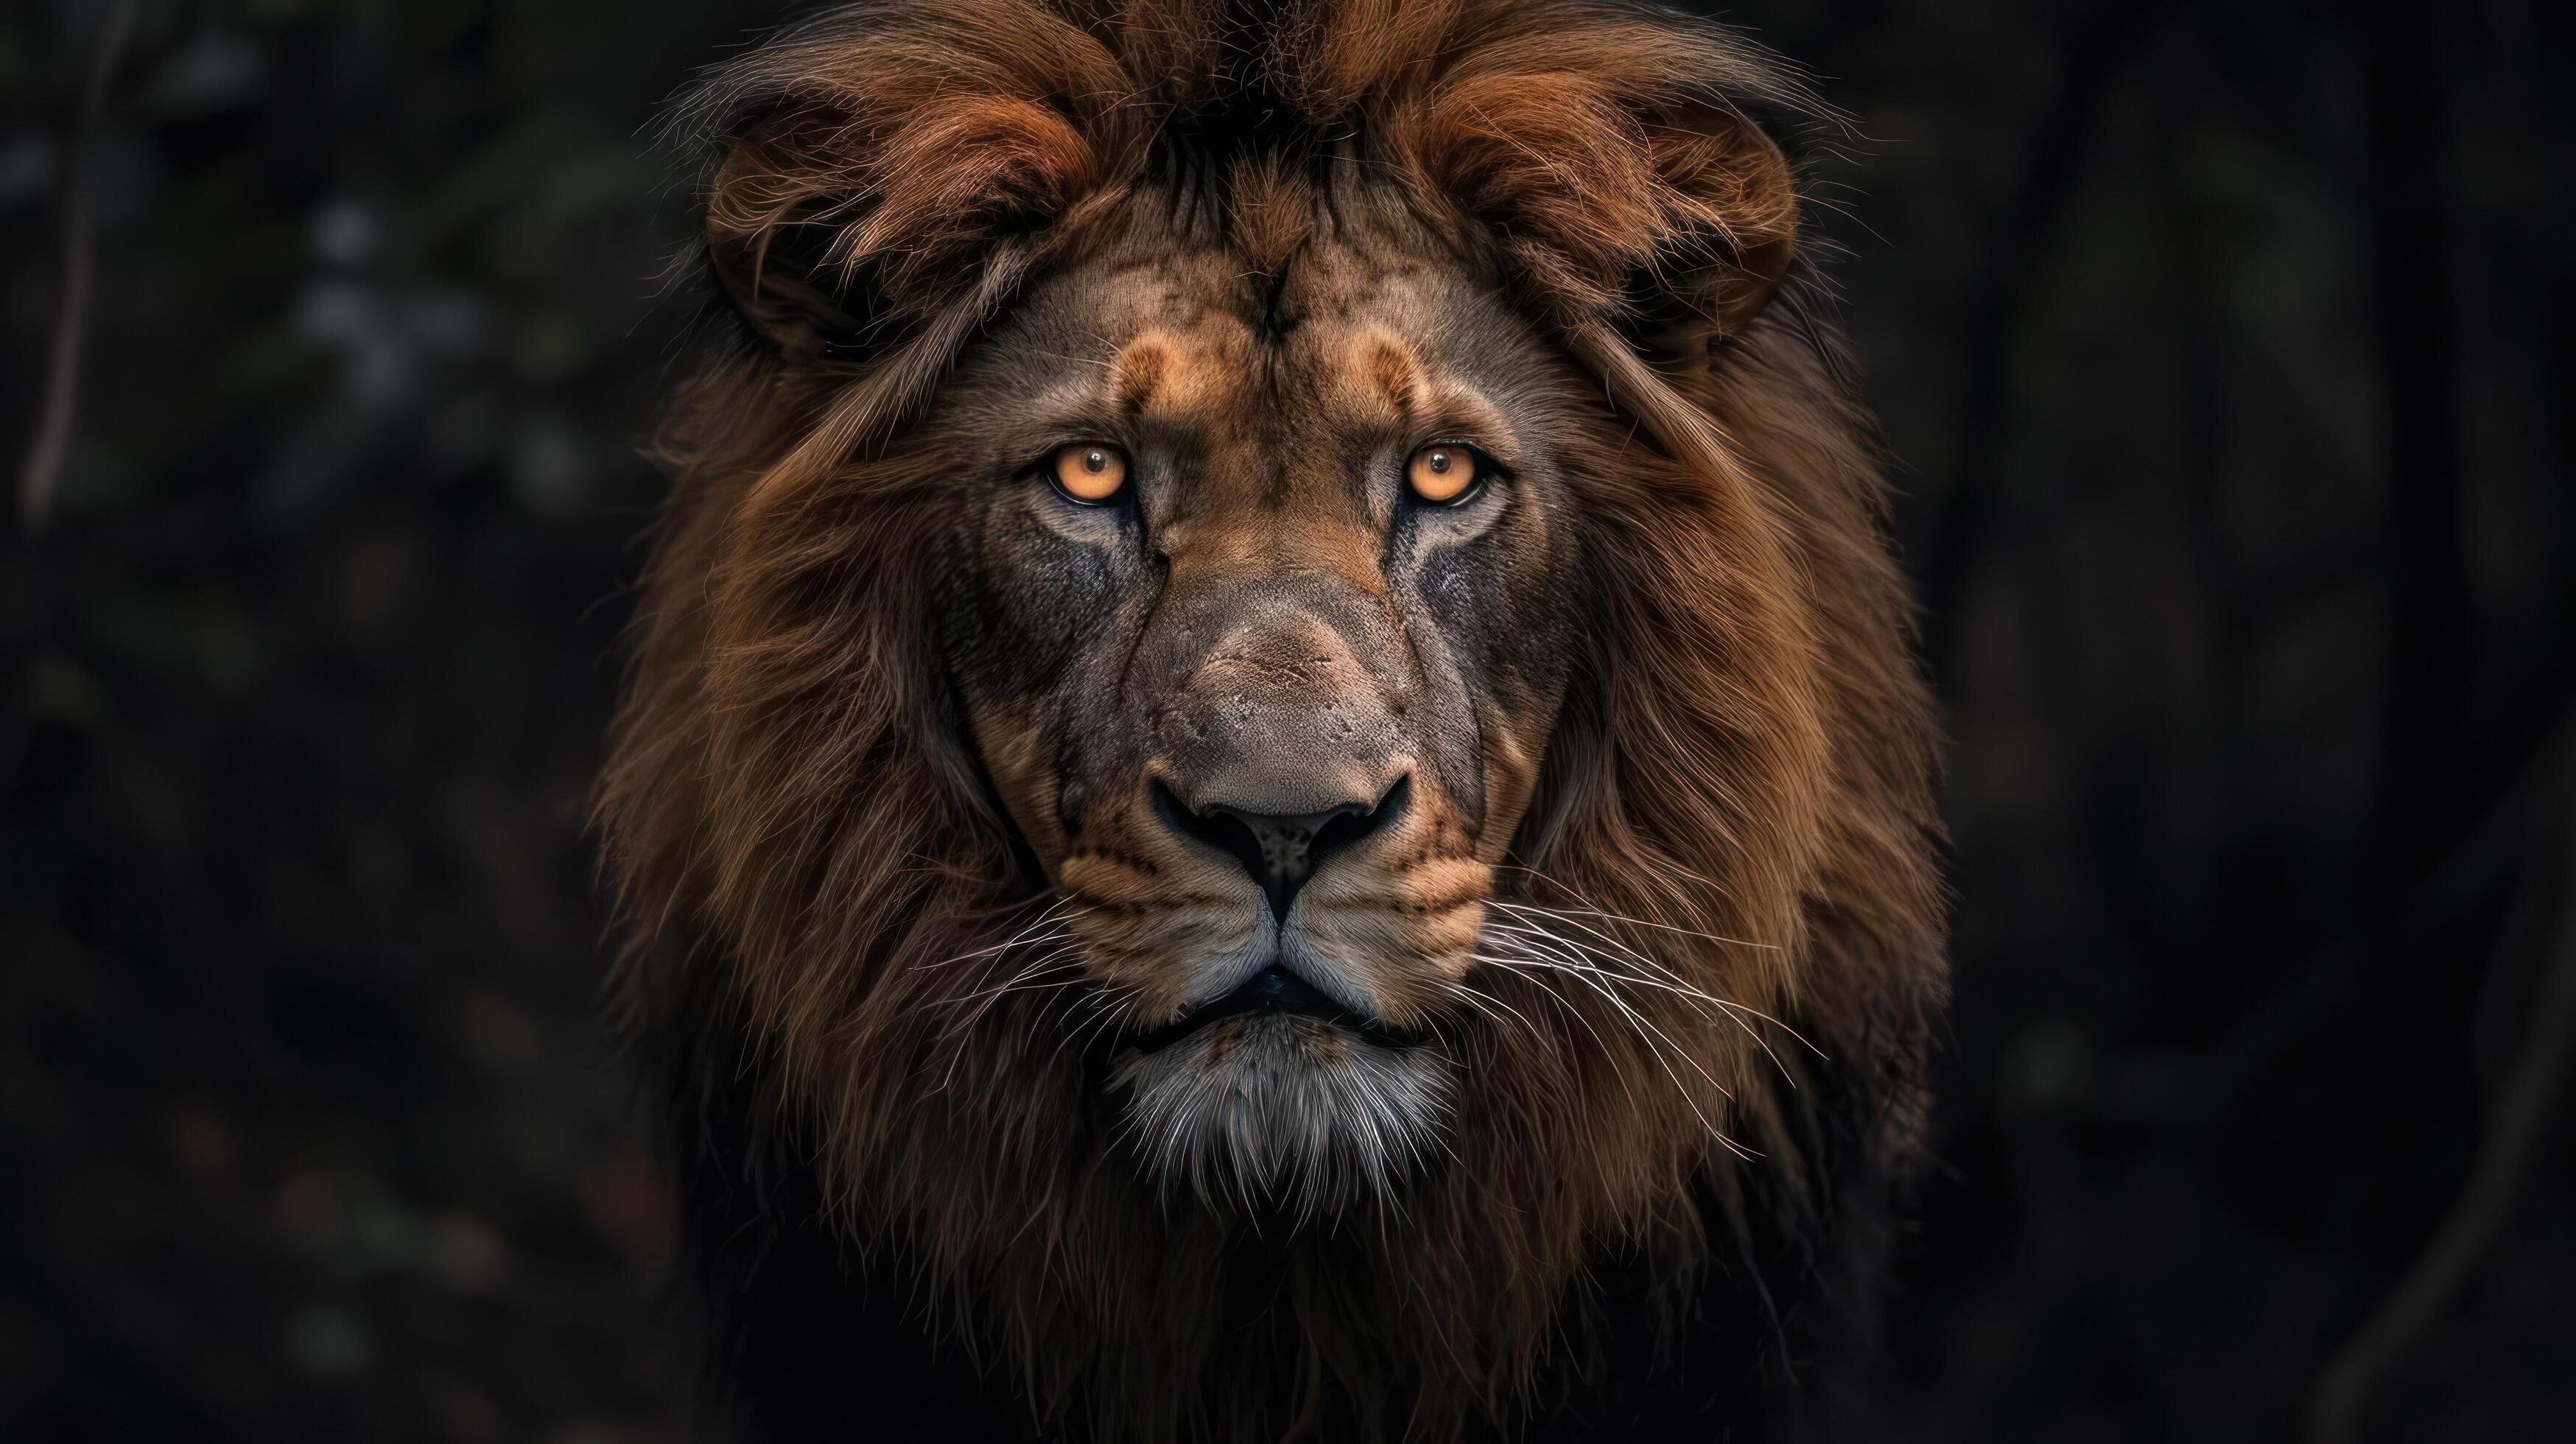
{"left": 597, "top": 2, "right": 1945, "bottom": 1439}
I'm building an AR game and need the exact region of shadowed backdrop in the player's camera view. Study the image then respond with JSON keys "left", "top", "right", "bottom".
{"left": 3, "top": 1, "right": 2569, "bottom": 1440}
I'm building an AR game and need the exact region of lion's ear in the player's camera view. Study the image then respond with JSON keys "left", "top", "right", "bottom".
{"left": 1405, "top": 68, "right": 1801, "bottom": 354}
{"left": 699, "top": 91, "right": 1109, "bottom": 362}
{"left": 1634, "top": 97, "right": 1801, "bottom": 348}
{"left": 701, "top": 115, "right": 880, "bottom": 360}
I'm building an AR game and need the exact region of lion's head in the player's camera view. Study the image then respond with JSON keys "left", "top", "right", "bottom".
{"left": 600, "top": 1, "right": 1945, "bottom": 1438}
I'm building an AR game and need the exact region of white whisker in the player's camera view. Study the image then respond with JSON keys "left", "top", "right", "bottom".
{"left": 1492, "top": 902, "right": 1829, "bottom": 1061}
{"left": 1481, "top": 921, "right": 1800, "bottom": 1084}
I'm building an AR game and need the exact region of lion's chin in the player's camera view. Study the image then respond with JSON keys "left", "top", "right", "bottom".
{"left": 1109, "top": 1015, "right": 1453, "bottom": 1215}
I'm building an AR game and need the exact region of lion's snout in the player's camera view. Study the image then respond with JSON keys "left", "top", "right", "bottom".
{"left": 1136, "top": 570, "right": 1442, "bottom": 919}
{"left": 1078, "top": 570, "right": 1485, "bottom": 1042}
{"left": 1151, "top": 774, "right": 1409, "bottom": 925}
{"left": 1149, "top": 600, "right": 1410, "bottom": 815}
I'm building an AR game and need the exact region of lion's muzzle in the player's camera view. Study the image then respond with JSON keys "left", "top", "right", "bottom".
{"left": 1061, "top": 542, "right": 1476, "bottom": 1207}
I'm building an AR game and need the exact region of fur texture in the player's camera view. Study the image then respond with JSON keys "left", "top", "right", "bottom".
{"left": 597, "top": 3, "right": 1946, "bottom": 1440}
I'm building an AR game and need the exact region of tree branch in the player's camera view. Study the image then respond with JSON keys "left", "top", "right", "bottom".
{"left": 2310, "top": 723, "right": 2576, "bottom": 1443}
{"left": 15, "top": 0, "right": 137, "bottom": 537}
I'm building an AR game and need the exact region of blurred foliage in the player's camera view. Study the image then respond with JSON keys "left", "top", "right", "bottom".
{"left": 2, "top": 0, "right": 2571, "bottom": 1441}
{"left": 0, "top": 1, "right": 791, "bottom": 1437}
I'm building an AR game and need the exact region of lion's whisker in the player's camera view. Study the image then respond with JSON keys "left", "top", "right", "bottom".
{"left": 1484, "top": 928, "right": 1798, "bottom": 1087}
{"left": 1486, "top": 921, "right": 1738, "bottom": 1011}
{"left": 1462, "top": 965, "right": 1648, "bottom": 1115}
{"left": 1523, "top": 964, "right": 1759, "bottom": 1160}
{"left": 1492, "top": 896, "right": 1783, "bottom": 955}
{"left": 1484, "top": 918, "right": 1794, "bottom": 1064}
{"left": 1491, "top": 904, "right": 1828, "bottom": 1061}
{"left": 1478, "top": 952, "right": 1743, "bottom": 1116}
{"left": 1443, "top": 979, "right": 1553, "bottom": 1057}
{"left": 912, "top": 897, "right": 1087, "bottom": 972}
{"left": 934, "top": 961, "right": 1076, "bottom": 1093}
{"left": 934, "top": 944, "right": 1090, "bottom": 1051}
{"left": 931, "top": 939, "right": 1082, "bottom": 1007}
{"left": 1043, "top": 987, "right": 1140, "bottom": 1076}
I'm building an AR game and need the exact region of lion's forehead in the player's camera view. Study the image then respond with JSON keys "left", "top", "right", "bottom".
{"left": 1003, "top": 224, "right": 1484, "bottom": 448}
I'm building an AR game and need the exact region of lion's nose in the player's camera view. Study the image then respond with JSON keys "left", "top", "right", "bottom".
{"left": 1155, "top": 777, "right": 1409, "bottom": 922}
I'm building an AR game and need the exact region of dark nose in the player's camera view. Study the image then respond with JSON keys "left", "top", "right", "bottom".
{"left": 1156, "top": 777, "right": 1410, "bottom": 922}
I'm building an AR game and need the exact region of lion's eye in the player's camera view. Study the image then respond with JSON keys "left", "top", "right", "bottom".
{"left": 1050, "top": 443, "right": 1130, "bottom": 504}
{"left": 1405, "top": 444, "right": 1486, "bottom": 505}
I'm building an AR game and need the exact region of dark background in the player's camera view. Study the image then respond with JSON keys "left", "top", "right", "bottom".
{"left": 4, "top": 1, "right": 2569, "bottom": 1440}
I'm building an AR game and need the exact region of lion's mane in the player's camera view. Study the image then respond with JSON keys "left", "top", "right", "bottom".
{"left": 597, "top": 3, "right": 1945, "bottom": 1439}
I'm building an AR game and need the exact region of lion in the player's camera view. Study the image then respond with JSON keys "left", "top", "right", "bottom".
{"left": 596, "top": 1, "right": 1946, "bottom": 1440}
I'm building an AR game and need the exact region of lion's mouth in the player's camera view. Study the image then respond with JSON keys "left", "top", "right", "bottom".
{"left": 1123, "top": 965, "right": 1425, "bottom": 1054}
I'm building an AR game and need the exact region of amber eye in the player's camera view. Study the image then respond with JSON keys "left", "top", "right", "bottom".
{"left": 1405, "top": 444, "right": 1487, "bottom": 504}
{"left": 1050, "top": 443, "right": 1129, "bottom": 503}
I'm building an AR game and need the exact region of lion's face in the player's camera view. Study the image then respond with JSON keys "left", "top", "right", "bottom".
{"left": 930, "top": 206, "right": 1581, "bottom": 1201}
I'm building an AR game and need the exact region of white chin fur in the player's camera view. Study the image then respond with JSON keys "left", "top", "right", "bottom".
{"left": 1110, "top": 1016, "right": 1453, "bottom": 1215}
